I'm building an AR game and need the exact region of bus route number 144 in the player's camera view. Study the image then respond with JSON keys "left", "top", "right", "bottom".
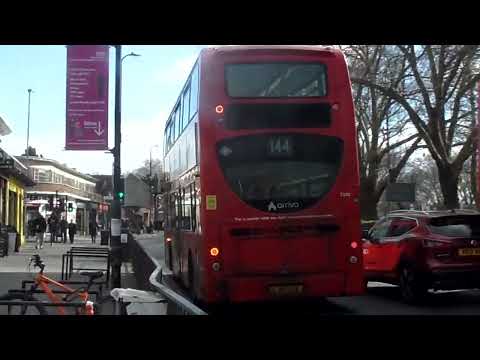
{"left": 268, "top": 137, "right": 292, "bottom": 157}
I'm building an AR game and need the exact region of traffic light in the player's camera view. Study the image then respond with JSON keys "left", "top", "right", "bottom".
{"left": 117, "top": 177, "right": 125, "bottom": 204}
{"left": 67, "top": 202, "right": 74, "bottom": 212}
{"left": 117, "top": 191, "right": 125, "bottom": 204}
{"left": 59, "top": 198, "right": 65, "bottom": 212}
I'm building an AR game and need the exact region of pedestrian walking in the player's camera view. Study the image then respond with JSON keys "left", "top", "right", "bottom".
{"left": 89, "top": 220, "right": 99, "bottom": 244}
{"left": 48, "top": 215, "right": 58, "bottom": 246}
{"left": 68, "top": 219, "right": 77, "bottom": 244}
{"left": 35, "top": 213, "right": 47, "bottom": 250}
{"left": 60, "top": 217, "right": 68, "bottom": 243}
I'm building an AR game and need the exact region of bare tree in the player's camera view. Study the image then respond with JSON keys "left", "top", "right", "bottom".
{"left": 352, "top": 45, "right": 480, "bottom": 209}
{"left": 343, "top": 45, "right": 421, "bottom": 219}
{"left": 401, "top": 154, "right": 444, "bottom": 210}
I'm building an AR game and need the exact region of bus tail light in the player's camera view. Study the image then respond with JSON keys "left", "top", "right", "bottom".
{"left": 350, "top": 241, "right": 358, "bottom": 249}
{"left": 210, "top": 247, "right": 220, "bottom": 256}
{"left": 166, "top": 237, "right": 172, "bottom": 243}
{"left": 215, "top": 105, "right": 224, "bottom": 114}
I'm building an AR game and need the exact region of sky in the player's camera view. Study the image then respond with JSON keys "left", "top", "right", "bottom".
{"left": 0, "top": 45, "right": 206, "bottom": 175}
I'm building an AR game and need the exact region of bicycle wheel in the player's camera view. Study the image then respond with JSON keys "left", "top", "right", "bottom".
{"left": 0, "top": 293, "right": 48, "bottom": 315}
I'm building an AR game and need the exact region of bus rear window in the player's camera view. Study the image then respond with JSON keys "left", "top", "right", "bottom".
{"left": 216, "top": 134, "right": 343, "bottom": 213}
{"left": 225, "top": 63, "right": 327, "bottom": 98}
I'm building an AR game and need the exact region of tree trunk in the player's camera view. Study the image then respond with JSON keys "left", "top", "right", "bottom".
{"left": 360, "top": 177, "right": 379, "bottom": 220}
{"left": 437, "top": 165, "right": 460, "bottom": 209}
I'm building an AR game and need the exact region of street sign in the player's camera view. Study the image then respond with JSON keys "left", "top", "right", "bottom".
{"left": 65, "top": 45, "right": 109, "bottom": 150}
{"left": 386, "top": 183, "right": 416, "bottom": 203}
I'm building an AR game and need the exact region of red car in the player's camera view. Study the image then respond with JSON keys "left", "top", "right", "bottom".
{"left": 362, "top": 210, "right": 480, "bottom": 303}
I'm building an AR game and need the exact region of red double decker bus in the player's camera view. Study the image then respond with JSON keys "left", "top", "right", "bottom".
{"left": 163, "top": 45, "right": 363, "bottom": 305}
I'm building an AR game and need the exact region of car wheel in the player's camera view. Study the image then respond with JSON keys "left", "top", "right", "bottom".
{"left": 399, "top": 265, "right": 427, "bottom": 304}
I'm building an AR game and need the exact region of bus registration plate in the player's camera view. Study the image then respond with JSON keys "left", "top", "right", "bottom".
{"left": 268, "top": 284, "right": 304, "bottom": 297}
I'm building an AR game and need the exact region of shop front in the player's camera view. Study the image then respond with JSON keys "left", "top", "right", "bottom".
{"left": 0, "top": 150, "right": 35, "bottom": 246}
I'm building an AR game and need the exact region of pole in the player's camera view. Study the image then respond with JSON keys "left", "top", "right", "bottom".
{"left": 26, "top": 89, "right": 32, "bottom": 155}
{"left": 150, "top": 148, "right": 153, "bottom": 226}
{"left": 476, "top": 81, "right": 480, "bottom": 210}
{"left": 385, "top": 116, "right": 391, "bottom": 216}
{"left": 111, "top": 45, "right": 123, "bottom": 289}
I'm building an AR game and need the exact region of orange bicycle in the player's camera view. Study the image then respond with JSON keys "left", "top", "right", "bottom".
{"left": 0, "top": 254, "right": 103, "bottom": 315}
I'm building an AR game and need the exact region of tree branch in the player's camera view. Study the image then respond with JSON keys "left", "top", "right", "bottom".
{"left": 378, "top": 133, "right": 419, "bottom": 160}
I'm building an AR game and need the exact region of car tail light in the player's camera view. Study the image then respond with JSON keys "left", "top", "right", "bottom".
{"left": 350, "top": 241, "right": 358, "bottom": 249}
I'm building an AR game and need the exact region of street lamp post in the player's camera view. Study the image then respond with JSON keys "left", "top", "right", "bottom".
{"left": 26, "top": 89, "right": 33, "bottom": 155}
{"left": 110, "top": 46, "right": 141, "bottom": 289}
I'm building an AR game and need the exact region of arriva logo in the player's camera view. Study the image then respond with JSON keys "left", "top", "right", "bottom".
{"left": 267, "top": 201, "right": 300, "bottom": 211}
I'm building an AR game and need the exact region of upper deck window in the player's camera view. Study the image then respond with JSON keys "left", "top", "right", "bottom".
{"left": 225, "top": 63, "right": 327, "bottom": 98}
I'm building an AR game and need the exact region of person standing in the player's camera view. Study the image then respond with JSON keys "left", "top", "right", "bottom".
{"left": 68, "top": 220, "right": 77, "bottom": 244}
{"left": 89, "top": 220, "right": 99, "bottom": 244}
{"left": 48, "top": 215, "right": 57, "bottom": 246}
{"left": 35, "top": 214, "right": 47, "bottom": 250}
{"left": 60, "top": 217, "right": 68, "bottom": 244}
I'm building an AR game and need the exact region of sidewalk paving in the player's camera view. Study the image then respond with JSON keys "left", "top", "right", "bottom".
{"left": 0, "top": 234, "right": 137, "bottom": 315}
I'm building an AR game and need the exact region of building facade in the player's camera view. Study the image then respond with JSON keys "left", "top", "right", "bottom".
{"left": 124, "top": 173, "right": 153, "bottom": 231}
{"left": 17, "top": 156, "right": 109, "bottom": 236}
{"left": 0, "top": 115, "right": 35, "bottom": 245}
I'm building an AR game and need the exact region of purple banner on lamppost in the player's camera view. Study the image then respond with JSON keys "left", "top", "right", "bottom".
{"left": 66, "top": 45, "right": 109, "bottom": 150}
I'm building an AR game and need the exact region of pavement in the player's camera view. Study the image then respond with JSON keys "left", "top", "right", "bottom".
{"left": 0, "top": 234, "right": 137, "bottom": 315}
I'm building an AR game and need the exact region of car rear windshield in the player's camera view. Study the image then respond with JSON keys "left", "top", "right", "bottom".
{"left": 428, "top": 215, "right": 480, "bottom": 238}
{"left": 225, "top": 63, "right": 327, "bottom": 98}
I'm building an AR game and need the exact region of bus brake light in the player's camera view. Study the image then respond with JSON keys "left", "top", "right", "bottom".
{"left": 350, "top": 241, "right": 358, "bottom": 249}
{"left": 215, "top": 105, "right": 224, "bottom": 114}
{"left": 210, "top": 247, "right": 220, "bottom": 256}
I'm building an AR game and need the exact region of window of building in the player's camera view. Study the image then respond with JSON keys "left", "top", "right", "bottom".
{"left": 32, "top": 168, "right": 39, "bottom": 181}
{"left": 37, "top": 169, "right": 52, "bottom": 183}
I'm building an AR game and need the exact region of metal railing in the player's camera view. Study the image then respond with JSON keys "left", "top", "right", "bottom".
{"left": 62, "top": 247, "right": 110, "bottom": 283}
{"left": 148, "top": 266, "right": 207, "bottom": 315}
{"left": 129, "top": 235, "right": 207, "bottom": 315}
